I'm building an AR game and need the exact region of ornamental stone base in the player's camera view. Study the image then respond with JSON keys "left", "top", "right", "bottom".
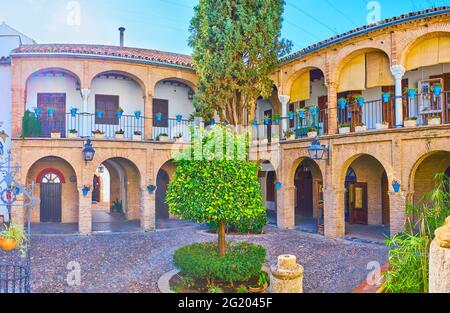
{"left": 269, "top": 255, "right": 304, "bottom": 293}
{"left": 429, "top": 216, "right": 450, "bottom": 293}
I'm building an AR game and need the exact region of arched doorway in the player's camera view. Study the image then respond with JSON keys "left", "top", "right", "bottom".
{"left": 92, "top": 174, "right": 101, "bottom": 203}
{"left": 344, "top": 167, "right": 357, "bottom": 223}
{"left": 39, "top": 171, "right": 63, "bottom": 223}
{"left": 293, "top": 158, "right": 323, "bottom": 232}
{"left": 156, "top": 160, "right": 177, "bottom": 222}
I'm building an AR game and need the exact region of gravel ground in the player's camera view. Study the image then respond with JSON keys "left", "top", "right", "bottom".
{"left": 24, "top": 224, "right": 388, "bottom": 293}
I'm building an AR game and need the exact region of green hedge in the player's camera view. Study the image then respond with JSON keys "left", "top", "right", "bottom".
{"left": 174, "top": 242, "right": 266, "bottom": 284}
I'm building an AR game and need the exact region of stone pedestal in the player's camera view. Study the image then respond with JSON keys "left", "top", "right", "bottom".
{"left": 429, "top": 216, "right": 450, "bottom": 293}
{"left": 270, "top": 255, "right": 304, "bottom": 293}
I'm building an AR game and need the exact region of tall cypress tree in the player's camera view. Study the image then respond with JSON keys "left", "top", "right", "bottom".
{"left": 189, "top": 0, "right": 292, "bottom": 125}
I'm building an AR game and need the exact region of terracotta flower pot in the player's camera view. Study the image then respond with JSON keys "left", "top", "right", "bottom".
{"left": 2, "top": 238, "right": 17, "bottom": 251}
{"left": 249, "top": 282, "right": 268, "bottom": 293}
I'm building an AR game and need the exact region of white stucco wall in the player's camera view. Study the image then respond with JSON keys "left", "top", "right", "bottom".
{"left": 154, "top": 82, "right": 195, "bottom": 119}
{"left": 0, "top": 64, "right": 11, "bottom": 154}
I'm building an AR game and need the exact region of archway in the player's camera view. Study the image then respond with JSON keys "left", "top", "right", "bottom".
{"left": 258, "top": 160, "right": 277, "bottom": 225}
{"left": 293, "top": 158, "right": 323, "bottom": 232}
{"left": 342, "top": 154, "right": 390, "bottom": 240}
{"left": 156, "top": 160, "right": 177, "bottom": 222}
{"left": 26, "top": 156, "right": 78, "bottom": 226}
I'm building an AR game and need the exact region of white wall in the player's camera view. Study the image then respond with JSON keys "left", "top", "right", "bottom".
{"left": 404, "top": 63, "right": 450, "bottom": 89}
{"left": 0, "top": 64, "right": 11, "bottom": 153}
{"left": 305, "top": 77, "right": 327, "bottom": 107}
{"left": 154, "top": 82, "right": 195, "bottom": 119}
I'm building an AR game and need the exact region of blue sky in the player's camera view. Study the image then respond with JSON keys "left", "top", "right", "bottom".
{"left": 1, "top": 0, "right": 449, "bottom": 55}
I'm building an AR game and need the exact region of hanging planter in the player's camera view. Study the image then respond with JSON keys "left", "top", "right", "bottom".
{"left": 263, "top": 116, "right": 271, "bottom": 126}
{"left": 338, "top": 98, "right": 347, "bottom": 110}
{"left": 82, "top": 186, "right": 90, "bottom": 197}
{"left": 382, "top": 93, "right": 391, "bottom": 103}
{"left": 34, "top": 107, "right": 41, "bottom": 118}
{"left": 47, "top": 108, "right": 55, "bottom": 117}
{"left": 288, "top": 111, "right": 295, "bottom": 120}
{"left": 147, "top": 184, "right": 156, "bottom": 194}
{"left": 156, "top": 112, "right": 163, "bottom": 121}
{"left": 70, "top": 108, "right": 78, "bottom": 117}
{"left": 96, "top": 111, "right": 103, "bottom": 119}
{"left": 176, "top": 114, "right": 183, "bottom": 122}
{"left": 432, "top": 84, "right": 442, "bottom": 96}
{"left": 356, "top": 96, "right": 365, "bottom": 107}
{"left": 252, "top": 120, "right": 258, "bottom": 126}
{"left": 407, "top": 88, "right": 417, "bottom": 100}
{"left": 116, "top": 109, "right": 124, "bottom": 119}
{"left": 310, "top": 106, "right": 319, "bottom": 116}
{"left": 273, "top": 114, "right": 280, "bottom": 125}
{"left": 275, "top": 182, "right": 282, "bottom": 190}
{"left": 135, "top": 111, "right": 142, "bottom": 119}
{"left": 297, "top": 109, "right": 306, "bottom": 119}
{"left": 392, "top": 180, "right": 401, "bottom": 193}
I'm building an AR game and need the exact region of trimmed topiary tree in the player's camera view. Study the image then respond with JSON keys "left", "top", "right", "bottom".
{"left": 166, "top": 125, "right": 266, "bottom": 256}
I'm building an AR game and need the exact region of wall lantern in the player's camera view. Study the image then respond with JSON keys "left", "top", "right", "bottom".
{"left": 98, "top": 165, "right": 105, "bottom": 174}
{"left": 82, "top": 139, "right": 95, "bottom": 164}
{"left": 392, "top": 180, "right": 401, "bottom": 193}
{"left": 308, "top": 137, "right": 329, "bottom": 161}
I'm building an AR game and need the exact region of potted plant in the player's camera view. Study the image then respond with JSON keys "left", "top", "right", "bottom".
{"left": 174, "top": 133, "right": 184, "bottom": 143}
{"left": 297, "top": 108, "right": 306, "bottom": 118}
{"left": 288, "top": 111, "right": 295, "bottom": 120}
{"left": 96, "top": 111, "right": 104, "bottom": 119}
{"left": 307, "top": 126, "right": 318, "bottom": 138}
{"left": 382, "top": 92, "right": 391, "bottom": 103}
{"left": 310, "top": 105, "right": 319, "bottom": 116}
{"left": 376, "top": 121, "right": 389, "bottom": 130}
{"left": 252, "top": 120, "right": 258, "bottom": 126}
{"left": 147, "top": 184, "right": 156, "bottom": 194}
{"left": 68, "top": 129, "right": 78, "bottom": 138}
{"left": 133, "top": 131, "right": 142, "bottom": 140}
{"left": 176, "top": 114, "right": 183, "bottom": 122}
{"left": 272, "top": 114, "right": 280, "bottom": 125}
{"left": 70, "top": 107, "right": 78, "bottom": 117}
{"left": 1, "top": 224, "right": 27, "bottom": 253}
{"left": 34, "top": 107, "right": 41, "bottom": 118}
{"left": 271, "top": 134, "right": 280, "bottom": 142}
{"left": 47, "top": 107, "right": 55, "bottom": 117}
{"left": 339, "top": 123, "right": 351, "bottom": 134}
{"left": 392, "top": 180, "right": 401, "bottom": 193}
{"left": 355, "top": 123, "right": 367, "bottom": 132}
{"left": 115, "top": 129, "right": 125, "bottom": 139}
{"left": 432, "top": 83, "right": 442, "bottom": 96}
{"left": 158, "top": 133, "right": 169, "bottom": 142}
{"left": 259, "top": 138, "right": 269, "bottom": 145}
{"left": 249, "top": 271, "right": 269, "bottom": 293}
{"left": 156, "top": 112, "right": 163, "bottom": 121}
{"left": 135, "top": 111, "right": 142, "bottom": 119}
{"left": 82, "top": 185, "right": 90, "bottom": 196}
{"left": 355, "top": 96, "right": 365, "bottom": 107}
{"left": 406, "top": 88, "right": 417, "bottom": 100}
{"left": 116, "top": 107, "right": 124, "bottom": 119}
{"left": 338, "top": 98, "right": 347, "bottom": 110}
{"left": 404, "top": 117, "right": 417, "bottom": 128}
{"left": 92, "top": 129, "right": 105, "bottom": 139}
{"left": 50, "top": 129, "right": 61, "bottom": 139}
{"left": 284, "top": 130, "right": 295, "bottom": 140}
{"left": 263, "top": 115, "right": 271, "bottom": 125}
{"left": 428, "top": 114, "right": 441, "bottom": 126}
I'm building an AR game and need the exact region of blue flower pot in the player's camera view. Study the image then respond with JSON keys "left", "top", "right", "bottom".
{"left": 357, "top": 98, "right": 365, "bottom": 107}
{"left": 147, "top": 185, "right": 156, "bottom": 194}
{"left": 392, "top": 182, "right": 401, "bottom": 193}
{"left": 275, "top": 182, "right": 282, "bottom": 190}
{"left": 116, "top": 111, "right": 123, "bottom": 119}
{"left": 433, "top": 85, "right": 442, "bottom": 96}
{"left": 70, "top": 108, "right": 78, "bottom": 117}
{"left": 311, "top": 107, "right": 319, "bottom": 116}
{"left": 210, "top": 119, "right": 216, "bottom": 126}
{"left": 264, "top": 118, "right": 270, "bottom": 126}
{"left": 252, "top": 120, "right": 258, "bottom": 126}
{"left": 82, "top": 188, "right": 90, "bottom": 197}
{"left": 176, "top": 115, "right": 183, "bottom": 122}
{"left": 34, "top": 107, "right": 41, "bottom": 118}
{"left": 382, "top": 93, "right": 390, "bottom": 103}
{"left": 273, "top": 118, "right": 280, "bottom": 125}
{"left": 47, "top": 108, "right": 55, "bottom": 117}
{"left": 338, "top": 99, "right": 347, "bottom": 110}
{"left": 407, "top": 89, "right": 416, "bottom": 99}
{"left": 289, "top": 112, "right": 295, "bottom": 120}
{"left": 297, "top": 110, "right": 305, "bottom": 119}
{"left": 97, "top": 111, "right": 103, "bottom": 119}
{"left": 135, "top": 111, "right": 142, "bottom": 119}
{"left": 156, "top": 114, "right": 162, "bottom": 121}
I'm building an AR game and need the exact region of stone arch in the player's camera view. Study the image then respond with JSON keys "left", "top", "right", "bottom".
{"left": 25, "top": 67, "right": 82, "bottom": 87}
{"left": 152, "top": 76, "right": 197, "bottom": 94}
{"left": 89, "top": 70, "right": 147, "bottom": 92}
{"left": 155, "top": 159, "right": 177, "bottom": 220}
{"left": 284, "top": 66, "right": 327, "bottom": 98}
{"left": 288, "top": 156, "right": 325, "bottom": 187}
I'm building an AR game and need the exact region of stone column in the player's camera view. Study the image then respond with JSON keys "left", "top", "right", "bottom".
{"left": 429, "top": 216, "right": 450, "bottom": 293}
{"left": 80, "top": 88, "right": 91, "bottom": 137}
{"left": 278, "top": 95, "right": 290, "bottom": 137}
{"left": 390, "top": 65, "right": 406, "bottom": 128}
{"left": 144, "top": 93, "right": 153, "bottom": 140}
{"left": 326, "top": 82, "right": 338, "bottom": 135}
{"left": 270, "top": 255, "right": 304, "bottom": 293}
{"left": 323, "top": 187, "right": 345, "bottom": 238}
{"left": 140, "top": 187, "right": 155, "bottom": 231}
{"left": 276, "top": 185, "right": 295, "bottom": 229}
{"left": 78, "top": 187, "right": 92, "bottom": 234}
{"left": 388, "top": 191, "right": 406, "bottom": 235}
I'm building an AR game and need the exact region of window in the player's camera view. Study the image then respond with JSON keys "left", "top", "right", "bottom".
{"left": 41, "top": 172, "right": 62, "bottom": 184}
{"left": 95, "top": 95, "right": 119, "bottom": 125}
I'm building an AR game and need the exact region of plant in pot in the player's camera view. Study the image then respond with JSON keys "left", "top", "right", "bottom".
{"left": 283, "top": 130, "right": 295, "bottom": 140}
{"left": 382, "top": 92, "right": 391, "bottom": 103}
{"left": 406, "top": 88, "right": 417, "bottom": 100}
{"left": 92, "top": 129, "right": 105, "bottom": 139}
{"left": 428, "top": 114, "right": 441, "bottom": 126}
{"left": 34, "top": 107, "right": 41, "bottom": 118}
{"left": 339, "top": 123, "right": 351, "bottom": 134}
{"left": 338, "top": 98, "right": 347, "bottom": 110}
{"left": 355, "top": 122, "right": 367, "bottom": 132}
{"left": 70, "top": 107, "right": 78, "bottom": 117}
{"left": 307, "top": 126, "right": 318, "bottom": 138}
{"left": 68, "top": 129, "right": 78, "bottom": 138}
{"left": 133, "top": 131, "right": 142, "bottom": 140}
{"left": 116, "top": 107, "right": 124, "bottom": 119}
{"left": 135, "top": 111, "right": 142, "bottom": 119}
{"left": 156, "top": 112, "right": 163, "bottom": 121}
{"left": 263, "top": 115, "right": 271, "bottom": 126}
{"left": 158, "top": 133, "right": 169, "bottom": 142}
{"left": 296, "top": 107, "right": 306, "bottom": 119}
{"left": 176, "top": 114, "right": 183, "bottom": 122}
{"left": 404, "top": 116, "right": 418, "bottom": 128}
{"left": 309, "top": 105, "right": 319, "bottom": 116}
{"left": 272, "top": 114, "right": 280, "bottom": 125}
{"left": 355, "top": 95, "right": 365, "bottom": 107}
{"left": 96, "top": 111, "right": 104, "bottom": 119}
{"left": 47, "top": 107, "right": 55, "bottom": 117}
{"left": 174, "top": 133, "right": 184, "bottom": 143}
{"left": 147, "top": 184, "right": 157, "bottom": 194}
{"left": 251, "top": 119, "right": 258, "bottom": 126}
{"left": 1, "top": 224, "right": 28, "bottom": 255}
{"left": 115, "top": 129, "right": 125, "bottom": 139}
{"left": 50, "top": 129, "right": 61, "bottom": 139}
{"left": 431, "top": 83, "right": 442, "bottom": 96}
{"left": 82, "top": 185, "right": 90, "bottom": 196}
{"left": 376, "top": 120, "right": 389, "bottom": 130}
{"left": 288, "top": 111, "right": 295, "bottom": 120}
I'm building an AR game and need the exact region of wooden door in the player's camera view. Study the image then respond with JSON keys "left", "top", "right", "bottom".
{"left": 153, "top": 99, "right": 169, "bottom": 127}
{"left": 295, "top": 169, "right": 313, "bottom": 218}
{"left": 95, "top": 95, "right": 119, "bottom": 125}
{"left": 381, "top": 86, "right": 396, "bottom": 128}
{"left": 381, "top": 172, "right": 390, "bottom": 226}
{"left": 156, "top": 169, "right": 170, "bottom": 219}
{"left": 40, "top": 185, "right": 62, "bottom": 223}
{"left": 266, "top": 171, "right": 276, "bottom": 202}
{"left": 92, "top": 175, "right": 101, "bottom": 203}
{"left": 37, "top": 93, "right": 66, "bottom": 138}
{"left": 318, "top": 96, "right": 328, "bottom": 134}
{"left": 349, "top": 182, "right": 368, "bottom": 225}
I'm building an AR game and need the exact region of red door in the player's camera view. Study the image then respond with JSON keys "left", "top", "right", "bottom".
{"left": 349, "top": 182, "right": 368, "bottom": 225}
{"left": 37, "top": 93, "right": 66, "bottom": 138}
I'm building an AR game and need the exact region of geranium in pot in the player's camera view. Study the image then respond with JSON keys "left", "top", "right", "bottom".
{"left": 115, "top": 129, "right": 125, "bottom": 139}
{"left": 174, "top": 133, "right": 184, "bottom": 143}
{"left": 116, "top": 107, "right": 124, "bottom": 119}
{"left": 339, "top": 123, "right": 351, "bottom": 134}
{"left": 50, "top": 129, "right": 61, "bottom": 139}
{"left": 92, "top": 129, "right": 105, "bottom": 139}
{"left": 355, "top": 123, "right": 367, "bottom": 132}
{"left": 68, "top": 129, "right": 78, "bottom": 138}
{"left": 404, "top": 116, "right": 417, "bottom": 128}
{"left": 432, "top": 83, "right": 442, "bottom": 96}
{"left": 307, "top": 126, "right": 318, "bottom": 138}
{"left": 428, "top": 114, "right": 441, "bottom": 126}
{"left": 283, "top": 130, "right": 295, "bottom": 140}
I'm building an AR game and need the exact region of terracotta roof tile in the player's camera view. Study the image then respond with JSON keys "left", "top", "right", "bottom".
{"left": 12, "top": 44, "right": 193, "bottom": 68}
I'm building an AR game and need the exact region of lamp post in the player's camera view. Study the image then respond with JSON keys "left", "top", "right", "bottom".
{"left": 308, "top": 137, "right": 329, "bottom": 161}
{"left": 82, "top": 139, "right": 95, "bottom": 165}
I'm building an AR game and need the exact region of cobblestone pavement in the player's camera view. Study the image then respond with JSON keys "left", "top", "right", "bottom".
{"left": 27, "top": 224, "right": 388, "bottom": 293}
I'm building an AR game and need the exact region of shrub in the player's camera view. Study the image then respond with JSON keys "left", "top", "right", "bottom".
{"left": 174, "top": 242, "right": 266, "bottom": 284}
{"left": 21, "top": 110, "right": 42, "bottom": 138}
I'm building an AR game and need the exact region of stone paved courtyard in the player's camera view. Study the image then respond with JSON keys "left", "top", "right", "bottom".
{"left": 28, "top": 223, "right": 388, "bottom": 293}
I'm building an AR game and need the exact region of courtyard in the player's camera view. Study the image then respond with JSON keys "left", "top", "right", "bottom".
{"left": 29, "top": 222, "right": 388, "bottom": 293}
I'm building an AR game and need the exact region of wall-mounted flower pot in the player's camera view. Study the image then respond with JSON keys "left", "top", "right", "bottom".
{"left": 404, "top": 120, "right": 417, "bottom": 128}
{"left": 116, "top": 111, "right": 123, "bottom": 119}
{"left": 70, "top": 108, "right": 78, "bottom": 117}
{"left": 355, "top": 125, "right": 367, "bottom": 132}
{"left": 407, "top": 89, "right": 416, "bottom": 99}
{"left": 289, "top": 112, "right": 295, "bottom": 120}
{"left": 34, "top": 107, "right": 41, "bottom": 118}
{"left": 310, "top": 107, "right": 319, "bottom": 116}
{"left": 338, "top": 99, "right": 347, "bottom": 110}
{"left": 275, "top": 182, "right": 282, "bottom": 190}
{"left": 47, "top": 108, "right": 55, "bottom": 117}
{"left": 382, "top": 93, "right": 390, "bottom": 103}
{"left": 339, "top": 127, "right": 350, "bottom": 134}
{"left": 432, "top": 85, "right": 442, "bottom": 96}
{"left": 147, "top": 185, "right": 156, "bottom": 194}
{"left": 307, "top": 131, "right": 318, "bottom": 138}
{"left": 176, "top": 115, "right": 183, "bottom": 122}
{"left": 392, "top": 181, "right": 401, "bottom": 193}
{"left": 135, "top": 111, "right": 142, "bottom": 119}
{"left": 357, "top": 98, "right": 365, "bottom": 107}
{"left": 82, "top": 187, "right": 90, "bottom": 197}
{"left": 210, "top": 119, "right": 216, "bottom": 126}
{"left": 273, "top": 118, "right": 280, "bottom": 125}
{"left": 96, "top": 111, "right": 103, "bottom": 119}
{"left": 252, "top": 120, "right": 258, "bottom": 126}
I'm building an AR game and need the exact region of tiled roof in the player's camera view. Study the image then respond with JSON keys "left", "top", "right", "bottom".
{"left": 280, "top": 6, "right": 450, "bottom": 64}
{"left": 12, "top": 44, "right": 193, "bottom": 68}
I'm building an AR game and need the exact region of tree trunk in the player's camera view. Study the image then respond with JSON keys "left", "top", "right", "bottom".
{"left": 218, "top": 221, "right": 226, "bottom": 257}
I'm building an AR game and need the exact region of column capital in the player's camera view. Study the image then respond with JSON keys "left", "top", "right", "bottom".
{"left": 81, "top": 88, "right": 91, "bottom": 99}
{"left": 278, "top": 95, "right": 290, "bottom": 105}
{"left": 390, "top": 64, "right": 406, "bottom": 79}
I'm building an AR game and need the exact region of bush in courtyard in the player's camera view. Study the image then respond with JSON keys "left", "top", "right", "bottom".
{"left": 174, "top": 242, "right": 266, "bottom": 284}
{"left": 384, "top": 173, "right": 450, "bottom": 293}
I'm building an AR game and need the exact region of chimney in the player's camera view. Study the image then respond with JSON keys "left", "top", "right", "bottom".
{"left": 118, "top": 27, "right": 126, "bottom": 47}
